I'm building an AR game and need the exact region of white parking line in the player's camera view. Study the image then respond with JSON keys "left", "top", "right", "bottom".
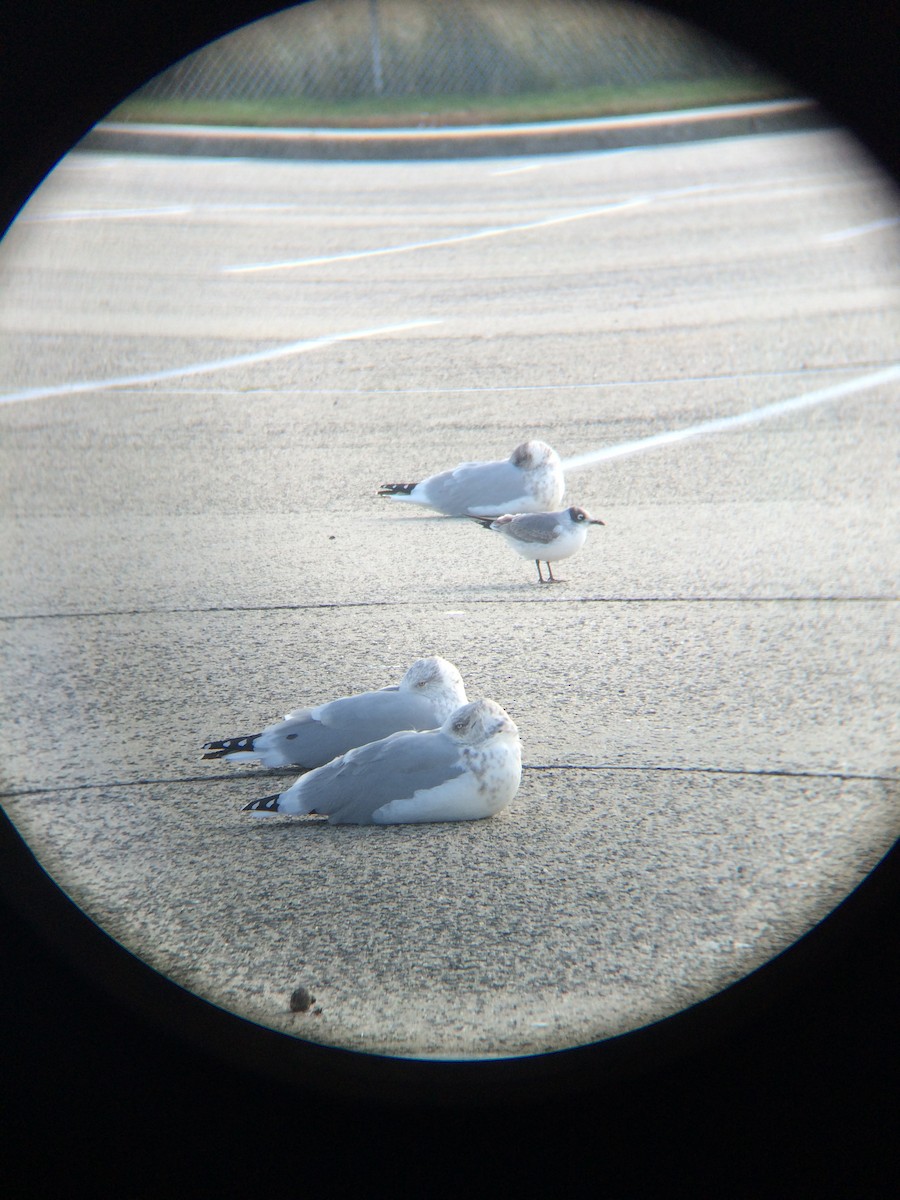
{"left": 0, "top": 319, "right": 440, "bottom": 405}
{"left": 22, "top": 202, "right": 307, "bottom": 224}
{"left": 219, "top": 172, "right": 852, "bottom": 276}
{"left": 562, "top": 363, "right": 900, "bottom": 470}
{"left": 491, "top": 160, "right": 569, "bottom": 177}
{"left": 221, "top": 196, "right": 652, "bottom": 274}
{"left": 821, "top": 215, "right": 900, "bottom": 243}
{"left": 151, "top": 363, "right": 852, "bottom": 397}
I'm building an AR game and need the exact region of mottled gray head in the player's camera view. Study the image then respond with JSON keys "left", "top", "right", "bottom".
{"left": 444, "top": 698, "right": 519, "bottom": 743}
{"left": 510, "top": 440, "right": 560, "bottom": 471}
{"left": 567, "top": 505, "right": 605, "bottom": 526}
{"left": 401, "top": 656, "right": 468, "bottom": 703}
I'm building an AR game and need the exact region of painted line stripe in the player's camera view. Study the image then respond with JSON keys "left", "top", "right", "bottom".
{"left": 145, "top": 363, "right": 878, "bottom": 398}
{"left": 0, "top": 319, "right": 440, "bottom": 406}
{"left": 26, "top": 204, "right": 195, "bottom": 222}
{"left": 22, "top": 202, "right": 307, "bottom": 224}
{"left": 491, "top": 161, "right": 560, "bottom": 177}
{"left": 821, "top": 215, "right": 900, "bottom": 243}
{"left": 222, "top": 196, "right": 651, "bottom": 274}
{"left": 220, "top": 172, "right": 848, "bottom": 276}
{"left": 562, "top": 363, "right": 900, "bottom": 470}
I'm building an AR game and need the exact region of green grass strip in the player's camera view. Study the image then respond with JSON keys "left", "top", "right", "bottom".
{"left": 110, "top": 75, "right": 795, "bottom": 129}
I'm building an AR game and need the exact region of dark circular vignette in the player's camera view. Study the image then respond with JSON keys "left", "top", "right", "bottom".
{"left": 1, "top": 0, "right": 899, "bottom": 1191}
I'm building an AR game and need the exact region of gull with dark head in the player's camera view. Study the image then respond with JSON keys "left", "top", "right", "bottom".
{"left": 242, "top": 699, "right": 522, "bottom": 825}
{"left": 202, "top": 656, "right": 467, "bottom": 769}
{"left": 471, "top": 505, "right": 605, "bottom": 583}
{"left": 377, "top": 439, "right": 564, "bottom": 517}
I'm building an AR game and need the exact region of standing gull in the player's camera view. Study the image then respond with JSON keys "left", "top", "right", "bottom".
{"left": 471, "top": 505, "right": 605, "bottom": 583}
{"left": 202, "top": 656, "right": 467, "bottom": 769}
{"left": 242, "top": 699, "right": 522, "bottom": 825}
{"left": 377, "top": 439, "right": 564, "bottom": 517}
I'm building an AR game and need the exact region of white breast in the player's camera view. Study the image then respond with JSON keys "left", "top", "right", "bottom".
{"left": 506, "top": 522, "right": 587, "bottom": 562}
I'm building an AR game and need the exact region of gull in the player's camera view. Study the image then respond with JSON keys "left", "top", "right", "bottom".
{"left": 471, "top": 505, "right": 605, "bottom": 583}
{"left": 377, "top": 439, "right": 564, "bottom": 517}
{"left": 241, "top": 699, "right": 522, "bottom": 825}
{"left": 202, "top": 656, "right": 467, "bottom": 769}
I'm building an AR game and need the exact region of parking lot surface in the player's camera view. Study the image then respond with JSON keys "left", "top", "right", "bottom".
{"left": 1, "top": 127, "right": 898, "bottom": 1057}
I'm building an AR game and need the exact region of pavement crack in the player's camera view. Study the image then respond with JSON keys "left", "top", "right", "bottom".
{"left": 2, "top": 594, "right": 897, "bottom": 622}
{"left": 524, "top": 764, "right": 897, "bottom": 783}
{"left": 4, "top": 763, "right": 895, "bottom": 800}
{"left": 0, "top": 767, "right": 296, "bottom": 798}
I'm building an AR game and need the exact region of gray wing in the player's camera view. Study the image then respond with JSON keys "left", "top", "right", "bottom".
{"left": 294, "top": 728, "right": 466, "bottom": 824}
{"left": 258, "top": 688, "right": 441, "bottom": 768}
{"left": 497, "top": 512, "right": 563, "bottom": 545}
{"left": 423, "top": 459, "right": 528, "bottom": 515}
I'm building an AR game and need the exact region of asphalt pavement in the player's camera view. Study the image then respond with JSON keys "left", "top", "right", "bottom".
{"left": 1, "top": 124, "right": 898, "bottom": 1059}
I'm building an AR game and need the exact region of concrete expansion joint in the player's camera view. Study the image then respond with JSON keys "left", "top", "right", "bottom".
{"left": 524, "top": 764, "right": 898, "bottom": 783}
{"left": 1, "top": 594, "right": 896, "bottom": 624}
{"left": 5, "top": 765, "right": 896, "bottom": 800}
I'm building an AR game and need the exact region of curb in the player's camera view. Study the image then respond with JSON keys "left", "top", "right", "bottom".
{"left": 79, "top": 98, "right": 827, "bottom": 161}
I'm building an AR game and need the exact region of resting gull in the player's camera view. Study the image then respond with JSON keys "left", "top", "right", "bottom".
{"left": 377, "top": 439, "right": 564, "bottom": 517}
{"left": 241, "top": 699, "right": 521, "bottom": 825}
{"left": 202, "top": 656, "right": 467, "bottom": 769}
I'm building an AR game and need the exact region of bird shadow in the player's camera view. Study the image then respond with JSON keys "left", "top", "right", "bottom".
{"left": 239, "top": 814, "right": 333, "bottom": 836}
{"left": 455, "top": 579, "right": 572, "bottom": 594}
{"left": 237, "top": 814, "right": 417, "bottom": 839}
{"left": 370, "top": 512, "right": 460, "bottom": 524}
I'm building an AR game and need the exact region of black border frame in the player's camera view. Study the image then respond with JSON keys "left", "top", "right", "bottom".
{"left": 2, "top": 1, "right": 898, "bottom": 1191}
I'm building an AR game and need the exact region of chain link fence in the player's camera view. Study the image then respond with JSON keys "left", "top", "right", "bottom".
{"left": 135, "top": 0, "right": 760, "bottom": 104}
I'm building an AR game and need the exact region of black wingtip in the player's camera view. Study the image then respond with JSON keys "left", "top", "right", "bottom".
{"left": 469, "top": 516, "right": 496, "bottom": 528}
{"left": 377, "top": 482, "right": 417, "bottom": 497}
{"left": 241, "top": 794, "right": 282, "bottom": 813}
{"left": 201, "top": 735, "right": 258, "bottom": 760}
